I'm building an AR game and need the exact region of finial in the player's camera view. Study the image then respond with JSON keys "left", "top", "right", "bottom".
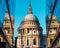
{"left": 49, "top": 0, "right": 53, "bottom": 13}
{"left": 28, "top": 1, "right": 32, "bottom": 14}
{"left": 6, "top": 9, "right": 8, "bottom": 13}
{"left": 29, "top": 0, "right": 31, "bottom": 6}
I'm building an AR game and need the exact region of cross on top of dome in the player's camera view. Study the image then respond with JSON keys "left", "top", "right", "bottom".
{"left": 49, "top": 0, "right": 53, "bottom": 13}
{"left": 28, "top": 1, "right": 32, "bottom": 14}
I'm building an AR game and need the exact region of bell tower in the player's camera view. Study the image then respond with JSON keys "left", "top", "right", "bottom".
{"left": 46, "top": 0, "right": 60, "bottom": 47}
{"left": 3, "top": 9, "right": 14, "bottom": 47}
{"left": 46, "top": 14, "right": 60, "bottom": 48}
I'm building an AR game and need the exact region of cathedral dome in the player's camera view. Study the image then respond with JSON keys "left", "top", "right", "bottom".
{"left": 48, "top": 14, "right": 56, "bottom": 20}
{"left": 22, "top": 14, "right": 39, "bottom": 22}
{"left": 46, "top": 14, "right": 60, "bottom": 23}
{"left": 46, "top": 14, "right": 57, "bottom": 22}
{"left": 5, "top": 10, "right": 14, "bottom": 21}
{"left": 21, "top": 3, "right": 40, "bottom": 25}
{"left": 18, "top": 2, "right": 43, "bottom": 32}
{"left": 19, "top": 3, "right": 41, "bottom": 29}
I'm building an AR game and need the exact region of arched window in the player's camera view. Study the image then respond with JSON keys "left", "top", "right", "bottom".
{"left": 33, "top": 39, "right": 36, "bottom": 45}
{"left": 50, "top": 39, "right": 53, "bottom": 44}
{"left": 27, "top": 28, "right": 29, "bottom": 33}
{"left": 27, "top": 39, "right": 29, "bottom": 45}
{"left": 0, "top": 38, "right": 1, "bottom": 42}
{"left": 22, "top": 29, "right": 24, "bottom": 34}
{"left": 4, "top": 27, "right": 9, "bottom": 34}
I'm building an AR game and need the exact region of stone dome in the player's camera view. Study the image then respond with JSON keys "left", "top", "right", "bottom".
{"left": 22, "top": 14, "right": 39, "bottom": 22}
{"left": 18, "top": 3, "right": 42, "bottom": 30}
{"left": 46, "top": 14, "right": 60, "bottom": 23}
{"left": 5, "top": 10, "right": 14, "bottom": 21}
{"left": 48, "top": 14, "right": 56, "bottom": 20}
{"left": 46, "top": 14, "right": 57, "bottom": 22}
{"left": 21, "top": 3, "right": 40, "bottom": 25}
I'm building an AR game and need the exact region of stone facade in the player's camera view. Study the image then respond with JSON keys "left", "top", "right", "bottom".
{"left": 50, "top": 27, "right": 60, "bottom": 48}
{"left": 0, "top": 9, "right": 14, "bottom": 47}
{"left": 46, "top": 14, "right": 60, "bottom": 48}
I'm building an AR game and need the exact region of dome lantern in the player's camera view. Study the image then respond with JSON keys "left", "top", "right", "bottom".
{"left": 28, "top": 1, "right": 32, "bottom": 14}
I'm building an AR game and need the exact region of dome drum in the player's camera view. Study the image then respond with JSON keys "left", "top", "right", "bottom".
{"left": 18, "top": 25, "right": 42, "bottom": 32}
